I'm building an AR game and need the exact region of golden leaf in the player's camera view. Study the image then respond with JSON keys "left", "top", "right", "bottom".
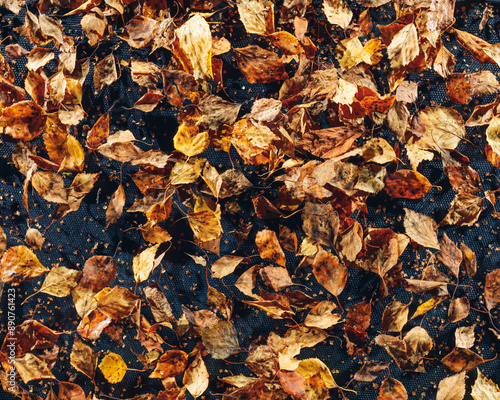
{"left": 0, "top": 245, "right": 48, "bottom": 285}
{"left": 99, "top": 353, "right": 127, "bottom": 384}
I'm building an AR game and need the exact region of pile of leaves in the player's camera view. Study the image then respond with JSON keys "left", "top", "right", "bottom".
{"left": 1, "top": 0, "right": 500, "bottom": 398}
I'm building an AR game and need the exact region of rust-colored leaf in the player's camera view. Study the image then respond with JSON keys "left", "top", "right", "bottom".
{"left": 234, "top": 45, "right": 288, "bottom": 84}
{"left": 384, "top": 170, "right": 432, "bottom": 199}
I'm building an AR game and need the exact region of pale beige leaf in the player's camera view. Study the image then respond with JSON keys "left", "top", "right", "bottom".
{"left": 183, "top": 353, "right": 209, "bottom": 398}
{"left": 387, "top": 23, "right": 419, "bottom": 69}
{"left": 133, "top": 244, "right": 162, "bottom": 283}
{"left": 403, "top": 208, "right": 440, "bottom": 250}
{"left": 471, "top": 369, "right": 500, "bottom": 400}
{"left": 237, "top": 0, "right": 274, "bottom": 35}
{"left": 323, "top": 0, "right": 353, "bottom": 30}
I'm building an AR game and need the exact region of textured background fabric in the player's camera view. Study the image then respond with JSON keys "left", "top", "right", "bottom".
{"left": 1, "top": 0, "right": 500, "bottom": 399}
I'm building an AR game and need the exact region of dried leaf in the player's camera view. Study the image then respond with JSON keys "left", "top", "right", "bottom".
{"left": 234, "top": 46, "right": 288, "bottom": 84}
{"left": 403, "top": 208, "right": 440, "bottom": 249}
{"left": 173, "top": 14, "right": 212, "bottom": 81}
{"left": 437, "top": 233, "right": 462, "bottom": 278}
{"left": 96, "top": 286, "right": 139, "bottom": 319}
{"left": 354, "top": 361, "right": 390, "bottom": 382}
{"left": 211, "top": 255, "right": 246, "bottom": 279}
{"left": 381, "top": 300, "right": 409, "bottom": 333}
{"left": 93, "top": 53, "right": 119, "bottom": 93}
{"left": 70, "top": 337, "right": 98, "bottom": 379}
{"left": 255, "top": 230, "right": 287, "bottom": 267}
{"left": 387, "top": 23, "right": 419, "bottom": 69}
{"left": 471, "top": 369, "right": 500, "bottom": 399}
{"left": 323, "top": 0, "right": 352, "bottom": 29}
{"left": 39, "top": 266, "right": 81, "bottom": 297}
{"left": 0, "top": 246, "right": 48, "bottom": 285}
{"left": 411, "top": 296, "right": 445, "bottom": 319}
{"left": 304, "top": 301, "right": 341, "bottom": 329}
{"left": 378, "top": 377, "right": 408, "bottom": 400}
{"left": 455, "top": 324, "right": 475, "bottom": 349}
{"left": 188, "top": 197, "right": 222, "bottom": 242}
{"left": 440, "top": 193, "right": 484, "bottom": 227}
{"left": 183, "top": 353, "right": 209, "bottom": 398}
{"left": 312, "top": 248, "right": 348, "bottom": 297}
{"left": 121, "top": 16, "right": 158, "bottom": 48}
{"left": 446, "top": 71, "right": 500, "bottom": 105}
{"left": 0, "top": 101, "right": 46, "bottom": 141}
{"left": 13, "top": 353, "right": 55, "bottom": 383}
{"left": 237, "top": 0, "right": 274, "bottom": 35}
{"left": 485, "top": 269, "right": 500, "bottom": 311}
{"left": 106, "top": 184, "right": 125, "bottom": 227}
{"left": 143, "top": 283, "right": 176, "bottom": 325}
{"left": 442, "top": 348, "right": 484, "bottom": 373}
{"left": 384, "top": 170, "right": 432, "bottom": 199}
{"left": 149, "top": 350, "right": 188, "bottom": 378}
{"left": 201, "top": 320, "right": 239, "bottom": 359}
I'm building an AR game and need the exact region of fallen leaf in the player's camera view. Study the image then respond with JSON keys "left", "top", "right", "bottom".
{"left": 173, "top": 14, "right": 212, "bottom": 81}
{"left": 183, "top": 352, "right": 209, "bottom": 398}
{"left": 93, "top": 53, "right": 119, "bottom": 93}
{"left": 442, "top": 348, "right": 484, "bottom": 373}
{"left": 455, "top": 324, "right": 476, "bottom": 349}
{"left": 381, "top": 300, "right": 409, "bottom": 333}
{"left": 437, "top": 233, "right": 462, "bottom": 278}
{"left": 13, "top": 353, "right": 55, "bottom": 383}
{"left": 0, "top": 246, "right": 48, "bottom": 285}
{"left": 323, "top": 0, "right": 352, "bottom": 29}
{"left": 378, "top": 377, "right": 408, "bottom": 400}
{"left": 440, "top": 193, "right": 484, "bottom": 227}
{"left": 0, "top": 101, "right": 46, "bottom": 141}
{"left": 304, "top": 301, "right": 341, "bottom": 329}
{"left": 237, "top": 0, "right": 274, "bottom": 35}
{"left": 70, "top": 337, "right": 98, "bottom": 380}
{"left": 471, "top": 369, "right": 500, "bottom": 399}
{"left": 403, "top": 208, "right": 440, "bottom": 249}
{"left": 255, "top": 229, "right": 287, "bottom": 267}
{"left": 211, "top": 255, "right": 246, "bottom": 279}
{"left": 38, "top": 266, "right": 81, "bottom": 297}
{"left": 78, "top": 255, "right": 117, "bottom": 293}
{"left": 446, "top": 71, "right": 500, "bottom": 105}
{"left": 149, "top": 350, "right": 188, "bottom": 378}
{"left": 485, "top": 269, "right": 500, "bottom": 311}
{"left": 106, "top": 184, "right": 125, "bottom": 227}
{"left": 387, "top": 23, "right": 419, "bottom": 69}
{"left": 99, "top": 352, "right": 127, "bottom": 383}
{"left": 260, "top": 266, "right": 294, "bottom": 291}
{"left": 96, "top": 286, "right": 139, "bottom": 319}
{"left": 354, "top": 361, "right": 390, "bottom": 382}
{"left": 201, "top": 320, "right": 239, "bottom": 359}
{"left": 234, "top": 46, "right": 288, "bottom": 84}
{"left": 384, "top": 170, "right": 432, "bottom": 199}
{"left": 121, "top": 16, "right": 158, "bottom": 48}
{"left": 311, "top": 248, "right": 348, "bottom": 297}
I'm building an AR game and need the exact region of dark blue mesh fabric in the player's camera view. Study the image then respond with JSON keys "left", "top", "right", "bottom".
{"left": 0, "top": 0, "right": 500, "bottom": 399}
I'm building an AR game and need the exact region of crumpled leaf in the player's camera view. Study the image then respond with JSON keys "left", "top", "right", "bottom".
{"left": 323, "top": 0, "right": 352, "bottom": 30}
{"left": 304, "top": 301, "right": 341, "bottom": 329}
{"left": 234, "top": 46, "right": 288, "bottom": 84}
{"left": 237, "top": 0, "right": 274, "bottom": 35}
{"left": 97, "top": 130, "right": 143, "bottom": 162}
{"left": 440, "top": 193, "right": 484, "bottom": 227}
{"left": 353, "top": 361, "right": 390, "bottom": 382}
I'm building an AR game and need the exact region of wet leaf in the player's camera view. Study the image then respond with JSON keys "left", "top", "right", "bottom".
{"left": 99, "top": 352, "right": 127, "bottom": 383}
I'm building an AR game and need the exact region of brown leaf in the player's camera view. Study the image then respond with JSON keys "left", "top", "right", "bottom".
{"left": 446, "top": 71, "right": 500, "bottom": 105}
{"left": 81, "top": 7, "right": 107, "bottom": 46}
{"left": 149, "top": 350, "right": 188, "bottom": 379}
{"left": 211, "top": 255, "right": 246, "bottom": 279}
{"left": 433, "top": 41, "right": 456, "bottom": 78}
{"left": 93, "top": 53, "right": 119, "bottom": 93}
{"left": 70, "top": 337, "right": 98, "bottom": 380}
{"left": 448, "top": 297, "right": 470, "bottom": 323}
{"left": 403, "top": 208, "right": 440, "bottom": 250}
{"left": 54, "top": 173, "right": 100, "bottom": 219}
{"left": 437, "top": 233, "right": 462, "bottom": 278}
{"left": 198, "top": 95, "right": 241, "bottom": 131}
{"left": 445, "top": 164, "right": 482, "bottom": 194}
{"left": 5, "top": 44, "right": 29, "bottom": 59}
{"left": 353, "top": 360, "right": 390, "bottom": 382}
{"left": 31, "top": 171, "right": 68, "bottom": 204}
{"left": 302, "top": 202, "right": 339, "bottom": 248}
{"left": 58, "top": 382, "right": 85, "bottom": 400}
{"left": 260, "top": 266, "right": 294, "bottom": 291}
{"left": 97, "top": 130, "right": 143, "bottom": 162}
{"left": 106, "top": 184, "right": 126, "bottom": 227}
{"left": 13, "top": 353, "right": 55, "bottom": 383}
{"left": 452, "top": 28, "right": 500, "bottom": 66}
{"left": 134, "top": 90, "right": 164, "bottom": 112}
{"left": 255, "top": 229, "right": 287, "bottom": 267}
{"left": 440, "top": 193, "right": 484, "bottom": 227}
{"left": 384, "top": 170, "right": 432, "bottom": 199}
{"left": 235, "top": 45, "right": 288, "bottom": 84}
{"left": 485, "top": 269, "right": 500, "bottom": 311}
{"left": 207, "top": 285, "right": 233, "bottom": 320}
{"left": 0, "top": 101, "right": 46, "bottom": 141}
{"left": 163, "top": 69, "right": 198, "bottom": 109}
{"left": 0, "top": 246, "right": 48, "bottom": 285}
{"left": 277, "top": 370, "right": 308, "bottom": 398}
{"left": 96, "top": 286, "right": 139, "bottom": 319}
{"left": 143, "top": 283, "right": 176, "bottom": 325}
{"left": 25, "top": 228, "right": 44, "bottom": 252}
{"left": 381, "top": 300, "right": 409, "bottom": 333}
{"left": 377, "top": 377, "right": 408, "bottom": 400}
{"left": 121, "top": 16, "right": 158, "bottom": 48}
{"left": 279, "top": 225, "right": 297, "bottom": 253}
{"left": 298, "top": 126, "right": 362, "bottom": 159}
{"left": 312, "top": 248, "right": 347, "bottom": 297}
{"left": 78, "top": 255, "right": 117, "bottom": 293}
{"left": 188, "top": 197, "right": 222, "bottom": 242}
{"left": 442, "top": 348, "right": 484, "bottom": 373}
{"left": 87, "top": 113, "right": 109, "bottom": 150}
{"left": 460, "top": 243, "right": 477, "bottom": 277}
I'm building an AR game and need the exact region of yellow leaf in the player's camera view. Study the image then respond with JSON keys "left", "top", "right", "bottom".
{"left": 188, "top": 197, "right": 222, "bottom": 242}
{"left": 133, "top": 244, "right": 161, "bottom": 283}
{"left": 99, "top": 353, "right": 127, "bottom": 383}
{"left": 411, "top": 296, "right": 445, "bottom": 319}
{"left": 295, "top": 358, "right": 338, "bottom": 389}
{"left": 170, "top": 157, "right": 205, "bottom": 185}
{"left": 237, "top": 0, "right": 274, "bottom": 35}
{"left": 173, "top": 122, "right": 209, "bottom": 157}
{"left": 39, "top": 266, "right": 82, "bottom": 297}
{"left": 0, "top": 245, "right": 49, "bottom": 285}
{"left": 323, "top": 0, "right": 352, "bottom": 30}
{"left": 387, "top": 23, "right": 419, "bottom": 69}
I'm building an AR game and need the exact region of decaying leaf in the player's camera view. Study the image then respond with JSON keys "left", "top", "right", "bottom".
{"left": 70, "top": 337, "right": 98, "bottom": 380}
{"left": 377, "top": 377, "right": 408, "bottom": 400}
{"left": 255, "top": 229, "right": 287, "bottom": 267}
{"left": 485, "top": 269, "right": 500, "bottom": 311}
{"left": 201, "top": 320, "right": 239, "bottom": 359}
{"left": 234, "top": 46, "right": 288, "bottom": 84}
{"left": 437, "top": 233, "right": 462, "bottom": 278}
{"left": 442, "top": 348, "right": 484, "bottom": 373}
{"left": 149, "top": 350, "right": 188, "bottom": 379}
{"left": 312, "top": 248, "right": 348, "bottom": 297}
{"left": 237, "top": 0, "right": 274, "bottom": 35}
{"left": 323, "top": 0, "right": 352, "bottom": 30}
{"left": 353, "top": 360, "right": 390, "bottom": 382}
{"left": 106, "top": 184, "right": 126, "bottom": 227}
{"left": 381, "top": 299, "right": 409, "bottom": 333}
{"left": 471, "top": 369, "right": 500, "bottom": 399}
{"left": 304, "top": 301, "right": 341, "bottom": 329}
{"left": 440, "top": 193, "right": 485, "bottom": 227}
{"left": 384, "top": 170, "right": 432, "bottom": 199}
